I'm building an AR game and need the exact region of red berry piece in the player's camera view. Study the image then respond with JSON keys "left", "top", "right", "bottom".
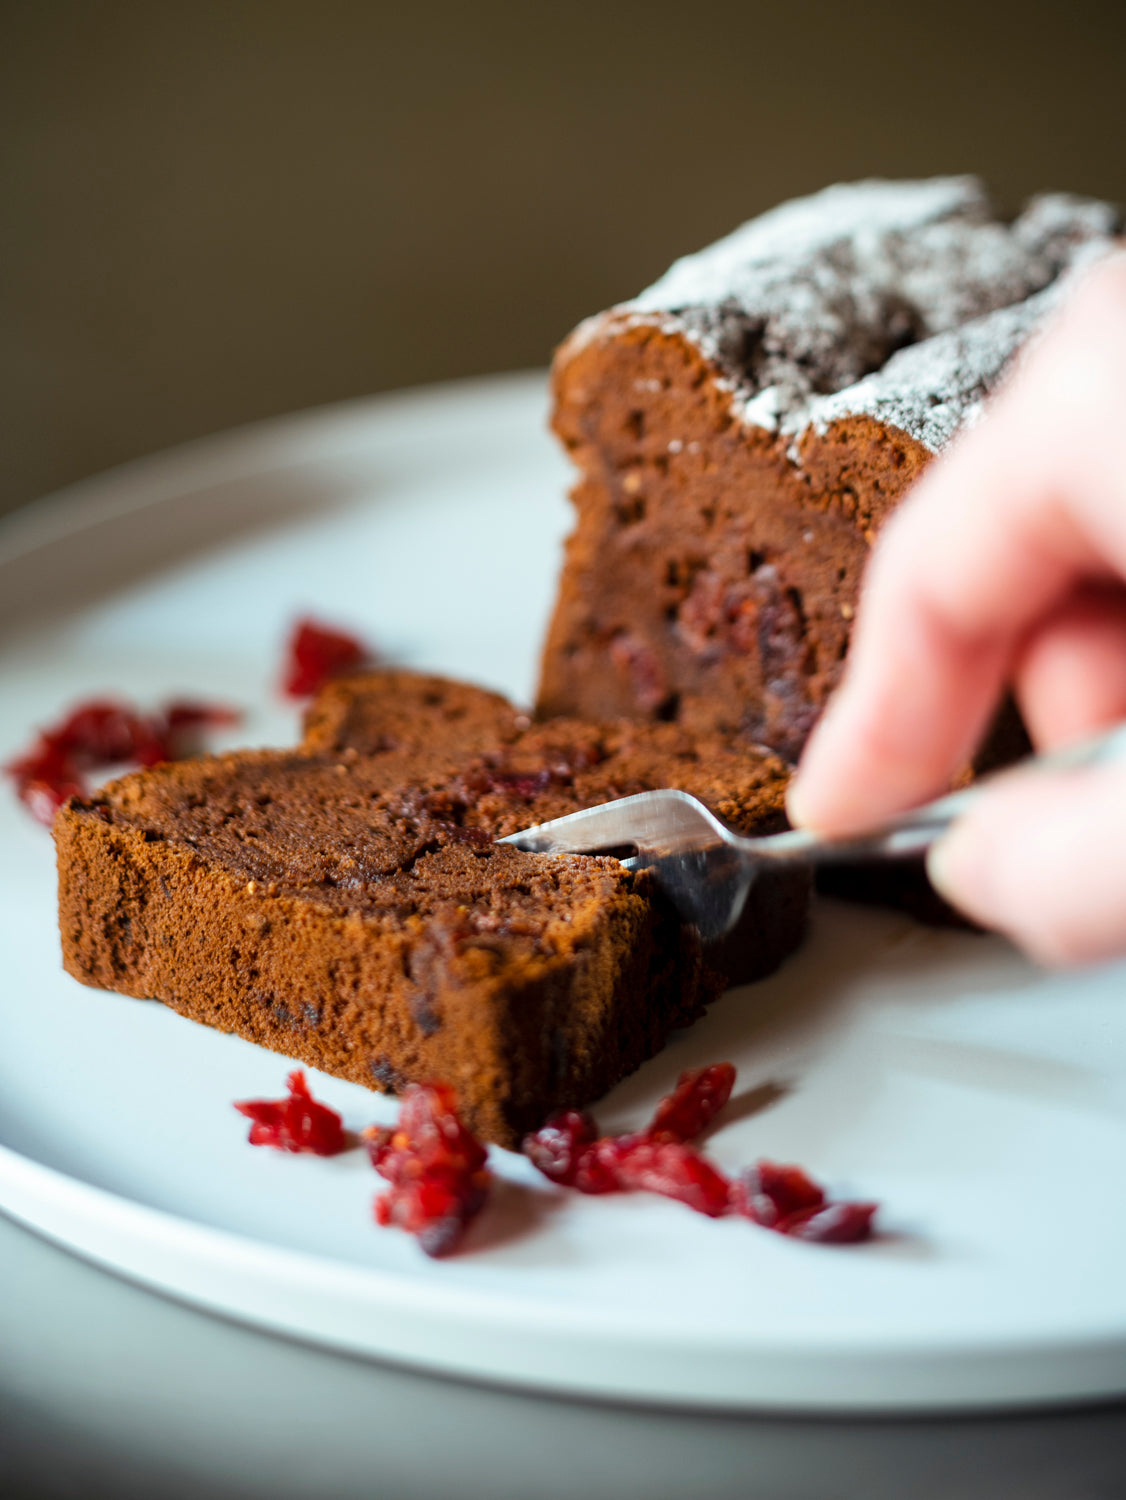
{"left": 474, "top": 767, "right": 562, "bottom": 799}
{"left": 362, "top": 1125, "right": 396, "bottom": 1175}
{"left": 522, "top": 1065, "right": 882, "bottom": 1244}
{"left": 282, "top": 617, "right": 370, "bottom": 698}
{"left": 395, "top": 1081, "right": 488, "bottom": 1178}
{"left": 6, "top": 694, "right": 241, "bottom": 825}
{"left": 6, "top": 732, "right": 86, "bottom": 823}
{"left": 647, "top": 1062, "right": 736, "bottom": 1143}
{"left": 522, "top": 1111, "right": 617, "bottom": 1192}
{"left": 234, "top": 1069, "right": 348, "bottom": 1156}
{"left": 55, "top": 700, "right": 155, "bottom": 763}
{"left": 18, "top": 777, "right": 85, "bottom": 825}
{"left": 607, "top": 1138, "right": 732, "bottom": 1217}
{"left": 369, "top": 1082, "right": 491, "bottom": 1257}
{"left": 730, "top": 1159, "right": 826, "bottom": 1228}
{"left": 374, "top": 1168, "right": 489, "bottom": 1259}
{"left": 163, "top": 699, "right": 242, "bottom": 755}
{"left": 608, "top": 632, "right": 668, "bottom": 713}
{"left": 164, "top": 699, "right": 242, "bottom": 733}
{"left": 778, "top": 1201, "right": 878, "bottom": 1244}
{"left": 730, "top": 1160, "right": 879, "bottom": 1245}
{"left": 4, "top": 737, "right": 67, "bottom": 793}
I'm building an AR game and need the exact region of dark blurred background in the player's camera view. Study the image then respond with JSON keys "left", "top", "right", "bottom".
{"left": 3, "top": 0, "right": 1124, "bottom": 519}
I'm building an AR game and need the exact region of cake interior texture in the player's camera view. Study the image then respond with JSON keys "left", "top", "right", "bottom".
{"left": 58, "top": 674, "right": 807, "bottom": 1145}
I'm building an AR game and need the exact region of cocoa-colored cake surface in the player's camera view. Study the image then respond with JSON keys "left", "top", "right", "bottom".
{"left": 537, "top": 178, "right": 1120, "bottom": 762}
{"left": 309, "top": 679, "right": 794, "bottom": 838}
{"left": 302, "top": 668, "right": 527, "bottom": 759}
{"left": 58, "top": 678, "right": 807, "bottom": 1146}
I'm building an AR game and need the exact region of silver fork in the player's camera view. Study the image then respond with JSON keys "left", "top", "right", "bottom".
{"left": 499, "top": 722, "right": 1126, "bottom": 941}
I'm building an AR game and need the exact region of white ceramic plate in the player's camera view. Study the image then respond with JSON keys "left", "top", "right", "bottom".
{"left": 2, "top": 374, "right": 1125, "bottom": 1413}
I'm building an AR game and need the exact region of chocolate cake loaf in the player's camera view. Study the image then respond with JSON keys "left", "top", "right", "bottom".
{"left": 538, "top": 178, "right": 1120, "bottom": 762}
{"left": 58, "top": 679, "right": 807, "bottom": 1146}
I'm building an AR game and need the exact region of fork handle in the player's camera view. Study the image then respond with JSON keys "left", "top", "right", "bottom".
{"left": 748, "top": 720, "right": 1126, "bottom": 866}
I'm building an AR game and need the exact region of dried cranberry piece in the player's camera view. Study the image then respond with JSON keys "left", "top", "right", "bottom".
{"left": 6, "top": 694, "right": 241, "bottom": 825}
{"left": 6, "top": 733, "right": 83, "bottom": 824}
{"left": 647, "top": 1062, "right": 735, "bottom": 1143}
{"left": 608, "top": 632, "right": 669, "bottom": 713}
{"left": 778, "top": 1201, "right": 878, "bottom": 1244}
{"left": 522, "top": 1111, "right": 618, "bottom": 1194}
{"left": 164, "top": 699, "right": 242, "bottom": 734}
{"left": 524, "top": 1118, "right": 730, "bottom": 1213}
{"left": 133, "top": 724, "right": 175, "bottom": 767}
{"left": 601, "top": 1137, "right": 732, "bottom": 1217}
{"left": 234, "top": 1069, "right": 348, "bottom": 1155}
{"left": 521, "top": 1109, "right": 594, "bottom": 1182}
{"left": 396, "top": 1080, "right": 488, "bottom": 1177}
{"left": 283, "top": 617, "right": 370, "bottom": 697}
{"left": 54, "top": 701, "right": 150, "bottom": 763}
{"left": 6, "top": 700, "right": 163, "bottom": 795}
{"left": 562, "top": 1148, "right": 620, "bottom": 1196}
{"left": 454, "top": 763, "right": 575, "bottom": 805}
{"left": 729, "top": 1160, "right": 826, "bottom": 1228}
{"left": 480, "top": 768, "right": 556, "bottom": 799}
{"left": 5, "top": 736, "right": 70, "bottom": 787}
{"left": 523, "top": 1066, "right": 881, "bottom": 1245}
{"left": 17, "top": 775, "right": 85, "bottom": 825}
{"left": 60, "top": 699, "right": 178, "bottom": 767}
{"left": 433, "top": 821, "right": 494, "bottom": 848}
{"left": 374, "top": 1167, "right": 489, "bottom": 1258}
{"left": 729, "top": 1161, "right": 878, "bottom": 1244}
{"left": 673, "top": 568, "right": 727, "bottom": 654}
{"left": 368, "top": 1082, "right": 491, "bottom": 1257}
{"left": 363, "top": 1124, "right": 396, "bottom": 1172}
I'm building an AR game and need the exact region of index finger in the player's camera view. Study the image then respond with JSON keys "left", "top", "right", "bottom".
{"left": 788, "top": 252, "right": 1126, "bottom": 835}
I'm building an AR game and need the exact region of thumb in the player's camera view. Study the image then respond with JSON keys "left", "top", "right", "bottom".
{"left": 927, "top": 758, "right": 1126, "bottom": 966}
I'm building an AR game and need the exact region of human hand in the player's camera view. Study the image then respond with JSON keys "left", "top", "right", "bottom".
{"left": 788, "top": 252, "right": 1126, "bottom": 964}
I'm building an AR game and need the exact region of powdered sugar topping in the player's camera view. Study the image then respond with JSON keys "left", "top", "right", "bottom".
{"left": 623, "top": 178, "right": 1120, "bottom": 451}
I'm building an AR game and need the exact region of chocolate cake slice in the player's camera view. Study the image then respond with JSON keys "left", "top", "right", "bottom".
{"left": 537, "top": 178, "right": 1120, "bottom": 762}
{"left": 57, "top": 752, "right": 687, "bottom": 1147}
{"left": 59, "top": 681, "right": 807, "bottom": 1146}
